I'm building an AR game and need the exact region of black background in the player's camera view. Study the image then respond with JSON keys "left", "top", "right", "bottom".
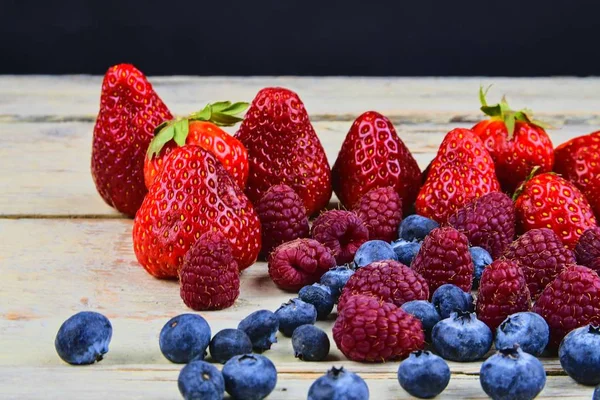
{"left": 2, "top": 0, "right": 599, "bottom": 76}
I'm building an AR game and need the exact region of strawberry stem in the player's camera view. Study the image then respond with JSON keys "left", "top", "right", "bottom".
{"left": 512, "top": 165, "right": 542, "bottom": 201}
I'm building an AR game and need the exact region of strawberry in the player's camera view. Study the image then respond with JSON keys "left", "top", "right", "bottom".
{"left": 416, "top": 128, "right": 501, "bottom": 223}
{"left": 472, "top": 87, "right": 554, "bottom": 194}
{"left": 554, "top": 130, "right": 600, "bottom": 193}
{"left": 332, "top": 111, "right": 421, "bottom": 213}
{"left": 132, "top": 146, "right": 261, "bottom": 279}
{"left": 91, "top": 64, "right": 173, "bottom": 217}
{"left": 235, "top": 87, "right": 332, "bottom": 216}
{"left": 144, "top": 102, "right": 249, "bottom": 189}
{"left": 584, "top": 175, "right": 600, "bottom": 220}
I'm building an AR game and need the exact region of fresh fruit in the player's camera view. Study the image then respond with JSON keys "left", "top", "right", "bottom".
{"left": 514, "top": 172, "right": 597, "bottom": 249}
{"left": 311, "top": 210, "right": 369, "bottom": 265}
{"left": 470, "top": 246, "right": 493, "bottom": 289}
{"left": 391, "top": 239, "right": 421, "bottom": 266}
{"left": 353, "top": 240, "right": 397, "bottom": 268}
{"left": 274, "top": 298, "right": 317, "bottom": 337}
{"left": 222, "top": 354, "right": 277, "bottom": 400}
{"left": 159, "top": 314, "right": 211, "bottom": 364}
{"left": 553, "top": 130, "right": 600, "bottom": 194}
{"left": 332, "top": 294, "right": 425, "bottom": 362}
{"left": 332, "top": 111, "right": 421, "bottom": 213}
{"left": 54, "top": 311, "right": 112, "bottom": 365}
{"left": 416, "top": 128, "right": 501, "bottom": 223}
{"left": 559, "top": 325, "right": 600, "bottom": 386}
{"left": 585, "top": 175, "right": 600, "bottom": 220}
{"left": 299, "top": 284, "right": 335, "bottom": 320}
{"left": 397, "top": 351, "right": 451, "bottom": 399}
{"left": 431, "top": 284, "right": 474, "bottom": 319}
{"left": 235, "top": 87, "right": 332, "bottom": 215}
{"left": 353, "top": 186, "right": 403, "bottom": 241}
{"left": 132, "top": 146, "right": 261, "bottom": 278}
{"left": 208, "top": 329, "right": 253, "bottom": 364}
{"left": 398, "top": 215, "right": 439, "bottom": 242}
{"left": 237, "top": 310, "right": 279, "bottom": 352}
{"left": 480, "top": 346, "right": 546, "bottom": 400}
{"left": 575, "top": 226, "right": 600, "bottom": 268}
{"left": 472, "top": 87, "right": 554, "bottom": 194}
{"left": 412, "top": 227, "right": 474, "bottom": 294}
{"left": 432, "top": 311, "right": 493, "bottom": 362}
{"left": 533, "top": 264, "right": 600, "bottom": 347}
{"left": 307, "top": 367, "right": 370, "bottom": 400}
{"left": 319, "top": 265, "right": 355, "bottom": 303}
{"left": 255, "top": 184, "right": 310, "bottom": 258}
{"left": 495, "top": 312, "right": 550, "bottom": 357}
{"left": 91, "top": 64, "right": 173, "bottom": 217}
{"left": 292, "top": 324, "right": 331, "bottom": 361}
{"left": 401, "top": 300, "right": 441, "bottom": 340}
{"left": 447, "top": 192, "right": 515, "bottom": 259}
{"left": 268, "top": 238, "right": 335, "bottom": 292}
{"left": 177, "top": 360, "right": 225, "bottom": 400}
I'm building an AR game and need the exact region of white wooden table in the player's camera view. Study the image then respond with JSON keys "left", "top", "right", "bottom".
{"left": 1, "top": 76, "right": 598, "bottom": 399}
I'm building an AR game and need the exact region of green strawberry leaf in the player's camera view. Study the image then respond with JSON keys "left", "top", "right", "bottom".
{"left": 479, "top": 85, "right": 492, "bottom": 107}
{"left": 210, "top": 112, "right": 245, "bottom": 126}
{"left": 188, "top": 101, "right": 249, "bottom": 126}
{"left": 210, "top": 101, "right": 233, "bottom": 113}
{"left": 504, "top": 111, "right": 516, "bottom": 136}
{"left": 512, "top": 165, "right": 542, "bottom": 201}
{"left": 173, "top": 119, "right": 189, "bottom": 146}
{"left": 221, "top": 102, "right": 249, "bottom": 115}
{"left": 190, "top": 104, "right": 212, "bottom": 121}
{"left": 147, "top": 124, "right": 175, "bottom": 159}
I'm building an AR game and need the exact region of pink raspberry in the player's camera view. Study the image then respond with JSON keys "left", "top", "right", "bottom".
{"left": 353, "top": 186, "right": 403, "bottom": 242}
{"left": 311, "top": 210, "right": 369, "bottom": 264}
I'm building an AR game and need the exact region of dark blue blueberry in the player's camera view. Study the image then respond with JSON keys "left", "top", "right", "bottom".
{"left": 292, "top": 324, "right": 330, "bottom": 361}
{"left": 54, "top": 311, "right": 112, "bottom": 365}
{"left": 159, "top": 314, "right": 211, "bottom": 364}
{"left": 308, "top": 367, "right": 370, "bottom": 400}
{"left": 222, "top": 354, "right": 277, "bottom": 400}
{"left": 480, "top": 346, "right": 546, "bottom": 400}
{"left": 398, "top": 215, "right": 439, "bottom": 242}
{"left": 495, "top": 312, "right": 549, "bottom": 357}
{"left": 354, "top": 240, "right": 397, "bottom": 267}
{"left": 299, "top": 284, "right": 335, "bottom": 319}
{"left": 559, "top": 325, "right": 600, "bottom": 386}
{"left": 470, "top": 246, "right": 493, "bottom": 289}
{"left": 275, "top": 298, "right": 317, "bottom": 337}
{"left": 238, "top": 310, "right": 278, "bottom": 352}
{"left": 391, "top": 239, "right": 421, "bottom": 266}
{"left": 398, "top": 350, "right": 450, "bottom": 399}
{"left": 178, "top": 360, "right": 225, "bottom": 400}
{"left": 431, "top": 284, "right": 474, "bottom": 319}
{"left": 594, "top": 385, "right": 600, "bottom": 400}
{"left": 432, "top": 311, "right": 493, "bottom": 362}
{"left": 401, "top": 300, "right": 441, "bottom": 340}
{"left": 320, "top": 265, "right": 355, "bottom": 303}
{"left": 209, "top": 328, "right": 253, "bottom": 364}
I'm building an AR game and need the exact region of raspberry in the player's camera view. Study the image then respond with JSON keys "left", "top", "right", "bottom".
{"left": 311, "top": 210, "right": 369, "bottom": 264}
{"left": 475, "top": 260, "right": 531, "bottom": 331}
{"left": 533, "top": 264, "right": 600, "bottom": 348}
{"left": 412, "top": 227, "right": 474, "bottom": 294}
{"left": 255, "top": 184, "right": 310, "bottom": 258}
{"left": 337, "top": 260, "right": 429, "bottom": 312}
{"left": 333, "top": 294, "right": 425, "bottom": 362}
{"left": 447, "top": 192, "right": 515, "bottom": 259}
{"left": 268, "top": 239, "right": 336, "bottom": 291}
{"left": 575, "top": 226, "right": 600, "bottom": 269}
{"left": 503, "top": 228, "right": 576, "bottom": 298}
{"left": 353, "top": 186, "right": 403, "bottom": 242}
{"left": 179, "top": 232, "right": 240, "bottom": 310}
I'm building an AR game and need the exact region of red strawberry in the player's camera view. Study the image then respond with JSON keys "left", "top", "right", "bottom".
{"left": 412, "top": 226, "right": 474, "bottom": 294}
{"left": 145, "top": 102, "right": 249, "bottom": 190}
{"left": 554, "top": 130, "right": 600, "bottom": 193}
{"left": 132, "top": 146, "right": 261, "bottom": 278}
{"left": 472, "top": 87, "right": 554, "bottom": 194}
{"left": 311, "top": 210, "right": 369, "bottom": 265}
{"left": 532, "top": 264, "right": 600, "bottom": 348}
{"left": 179, "top": 231, "right": 240, "bottom": 310}
{"left": 476, "top": 259, "right": 531, "bottom": 331}
{"left": 575, "top": 227, "right": 600, "bottom": 268}
{"left": 332, "top": 111, "right": 421, "bottom": 213}
{"left": 91, "top": 64, "right": 173, "bottom": 217}
{"left": 235, "top": 87, "right": 332, "bottom": 215}
{"left": 353, "top": 186, "right": 403, "bottom": 242}
{"left": 583, "top": 175, "right": 600, "bottom": 220}
{"left": 416, "top": 128, "right": 501, "bottom": 224}
{"left": 514, "top": 172, "right": 597, "bottom": 249}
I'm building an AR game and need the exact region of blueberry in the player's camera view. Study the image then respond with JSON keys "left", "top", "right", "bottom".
{"left": 594, "top": 385, "right": 600, "bottom": 400}
{"left": 480, "top": 346, "right": 546, "bottom": 400}
{"left": 222, "top": 354, "right": 277, "bottom": 400}
{"left": 398, "top": 215, "right": 439, "bottom": 242}
{"left": 159, "top": 314, "right": 211, "bottom": 363}
{"left": 275, "top": 298, "right": 317, "bottom": 337}
{"left": 54, "top": 311, "right": 112, "bottom": 365}
{"left": 401, "top": 300, "right": 441, "bottom": 340}
{"left": 292, "top": 324, "right": 330, "bottom": 361}
{"left": 432, "top": 311, "right": 492, "bottom": 362}
{"left": 308, "top": 367, "right": 370, "bottom": 400}
{"left": 391, "top": 239, "right": 421, "bottom": 266}
{"left": 238, "top": 310, "right": 278, "bottom": 352}
{"left": 398, "top": 350, "right": 450, "bottom": 399}
{"left": 178, "top": 360, "right": 225, "bottom": 400}
{"left": 354, "top": 240, "right": 397, "bottom": 267}
{"left": 431, "top": 284, "right": 474, "bottom": 319}
{"left": 470, "top": 246, "right": 492, "bottom": 289}
{"left": 559, "top": 324, "right": 600, "bottom": 386}
{"left": 299, "top": 284, "right": 335, "bottom": 320}
{"left": 320, "top": 265, "right": 355, "bottom": 303}
{"left": 495, "top": 312, "right": 549, "bottom": 357}
{"left": 209, "top": 328, "right": 253, "bottom": 364}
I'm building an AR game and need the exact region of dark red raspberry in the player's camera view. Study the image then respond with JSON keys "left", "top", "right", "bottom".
{"left": 412, "top": 226, "right": 474, "bottom": 294}
{"left": 333, "top": 294, "right": 425, "bottom": 362}
{"left": 179, "top": 231, "right": 240, "bottom": 310}
{"left": 268, "top": 238, "right": 336, "bottom": 291}
{"left": 255, "top": 184, "right": 310, "bottom": 258}
{"left": 532, "top": 264, "right": 600, "bottom": 348}
{"left": 476, "top": 259, "right": 531, "bottom": 331}
{"left": 337, "top": 260, "right": 429, "bottom": 312}
{"left": 503, "top": 228, "right": 575, "bottom": 299}
{"left": 352, "top": 186, "right": 403, "bottom": 242}
{"left": 575, "top": 226, "right": 600, "bottom": 269}
{"left": 447, "top": 192, "right": 515, "bottom": 259}
{"left": 311, "top": 210, "right": 369, "bottom": 264}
